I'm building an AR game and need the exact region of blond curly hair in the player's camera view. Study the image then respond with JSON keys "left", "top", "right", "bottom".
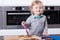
{"left": 30, "top": 0, "right": 45, "bottom": 14}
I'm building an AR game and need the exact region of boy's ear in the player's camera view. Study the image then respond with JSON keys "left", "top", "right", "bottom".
{"left": 29, "top": 6, "right": 33, "bottom": 13}
{"left": 42, "top": 6, "right": 45, "bottom": 14}
{"left": 43, "top": 6, "right": 45, "bottom": 11}
{"left": 44, "top": 6, "right": 45, "bottom": 11}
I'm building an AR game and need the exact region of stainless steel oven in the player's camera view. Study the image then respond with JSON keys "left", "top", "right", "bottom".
{"left": 6, "top": 10, "right": 30, "bottom": 29}
{"left": 3, "top": 6, "right": 60, "bottom": 29}
{"left": 3, "top": 6, "right": 30, "bottom": 29}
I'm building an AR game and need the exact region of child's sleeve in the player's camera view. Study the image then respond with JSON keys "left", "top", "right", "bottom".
{"left": 26, "top": 17, "right": 31, "bottom": 27}
{"left": 43, "top": 17, "right": 48, "bottom": 33}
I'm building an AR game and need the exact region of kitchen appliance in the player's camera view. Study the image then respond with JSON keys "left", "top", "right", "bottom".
{"left": 7, "top": 11, "right": 30, "bottom": 25}
{"left": 3, "top": 6, "right": 30, "bottom": 29}
{"left": 43, "top": 10, "right": 59, "bottom": 24}
{"left": 3, "top": 6, "right": 60, "bottom": 29}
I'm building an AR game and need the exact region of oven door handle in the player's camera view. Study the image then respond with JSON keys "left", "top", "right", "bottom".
{"left": 8, "top": 13, "right": 30, "bottom": 15}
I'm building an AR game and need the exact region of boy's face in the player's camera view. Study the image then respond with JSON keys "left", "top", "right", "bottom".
{"left": 32, "top": 3, "right": 43, "bottom": 15}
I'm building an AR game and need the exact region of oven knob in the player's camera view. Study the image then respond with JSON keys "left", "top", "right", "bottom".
{"left": 47, "top": 15, "right": 50, "bottom": 19}
{"left": 48, "top": 7, "right": 50, "bottom": 10}
{"left": 22, "top": 8, "right": 25, "bottom": 10}
{"left": 12, "top": 7, "right": 15, "bottom": 10}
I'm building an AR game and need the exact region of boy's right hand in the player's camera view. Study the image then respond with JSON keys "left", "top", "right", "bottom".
{"left": 21, "top": 21, "right": 26, "bottom": 27}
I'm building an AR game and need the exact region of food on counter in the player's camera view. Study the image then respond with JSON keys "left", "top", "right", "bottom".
{"left": 19, "top": 35, "right": 41, "bottom": 40}
{"left": 4, "top": 35, "right": 41, "bottom": 40}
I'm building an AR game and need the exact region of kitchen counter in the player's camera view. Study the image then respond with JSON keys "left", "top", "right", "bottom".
{"left": 4, "top": 35, "right": 53, "bottom": 40}
{"left": 0, "top": 28, "right": 60, "bottom": 36}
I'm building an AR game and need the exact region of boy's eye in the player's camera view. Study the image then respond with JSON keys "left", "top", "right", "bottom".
{"left": 39, "top": 7, "right": 42, "bottom": 9}
{"left": 39, "top": 7, "right": 41, "bottom": 8}
{"left": 35, "top": 7, "right": 38, "bottom": 9}
{"left": 35, "top": 7, "right": 42, "bottom": 9}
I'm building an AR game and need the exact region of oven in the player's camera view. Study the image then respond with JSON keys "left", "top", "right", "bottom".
{"left": 43, "top": 10, "right": 59, "bottom": 24}
{"left": 6, "top": 10, "right": 30, "bottom": 29}
{"left": 3, "top": 6, "right": 60, "bottom": 29}
{"left": 3, "top": 6, "right": 30, "bottom": 29}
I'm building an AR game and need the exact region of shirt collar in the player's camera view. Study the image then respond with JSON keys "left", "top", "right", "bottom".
{"left": 31, "top": 14, "right": 43, "bottom": 19}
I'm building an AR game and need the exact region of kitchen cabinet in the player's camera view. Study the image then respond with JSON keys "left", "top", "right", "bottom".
{"left": 0, "top": 7, "right": 3, "bottom": 29}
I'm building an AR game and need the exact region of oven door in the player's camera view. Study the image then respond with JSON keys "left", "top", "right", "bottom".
{"left": 7, "top": 11, "right": 30, "bottom": 25}
{"left": 43, "top": 10, "right": 59, "bottom": 24}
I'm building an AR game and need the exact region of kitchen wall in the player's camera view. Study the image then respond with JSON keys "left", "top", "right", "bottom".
{"left": 0, "top": 7, "right": 3, "bottom": 29}
{"left": 0, "top": 0, "right": 60, "bottom": 6}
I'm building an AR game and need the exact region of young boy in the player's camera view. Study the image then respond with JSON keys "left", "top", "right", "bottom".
{"left": 21, "top": 0, "right": 49, "bottom": 37}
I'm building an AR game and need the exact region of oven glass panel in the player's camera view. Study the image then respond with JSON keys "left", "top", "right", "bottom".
{"left": 43, "top": 11, "right": 59, "bottom": 24}
{"left": 59, "top": 11, "right": 60, "bottom": 24}
{"left": 7, "top": 10, "right": 59, "bottom": 25}
{"left": 7, "top": 11, "right": 30, "bottom": 25}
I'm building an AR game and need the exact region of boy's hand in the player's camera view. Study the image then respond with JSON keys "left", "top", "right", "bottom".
{"left": 21, "top": 21, "right": 26, "bottom": 27}
{"left": 43, "top": 32, "right": 50, "bottom": 37}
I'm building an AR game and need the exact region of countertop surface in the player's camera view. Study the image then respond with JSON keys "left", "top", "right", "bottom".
{"left": 0, "top": 28, "right": 60, "bottom": 36}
